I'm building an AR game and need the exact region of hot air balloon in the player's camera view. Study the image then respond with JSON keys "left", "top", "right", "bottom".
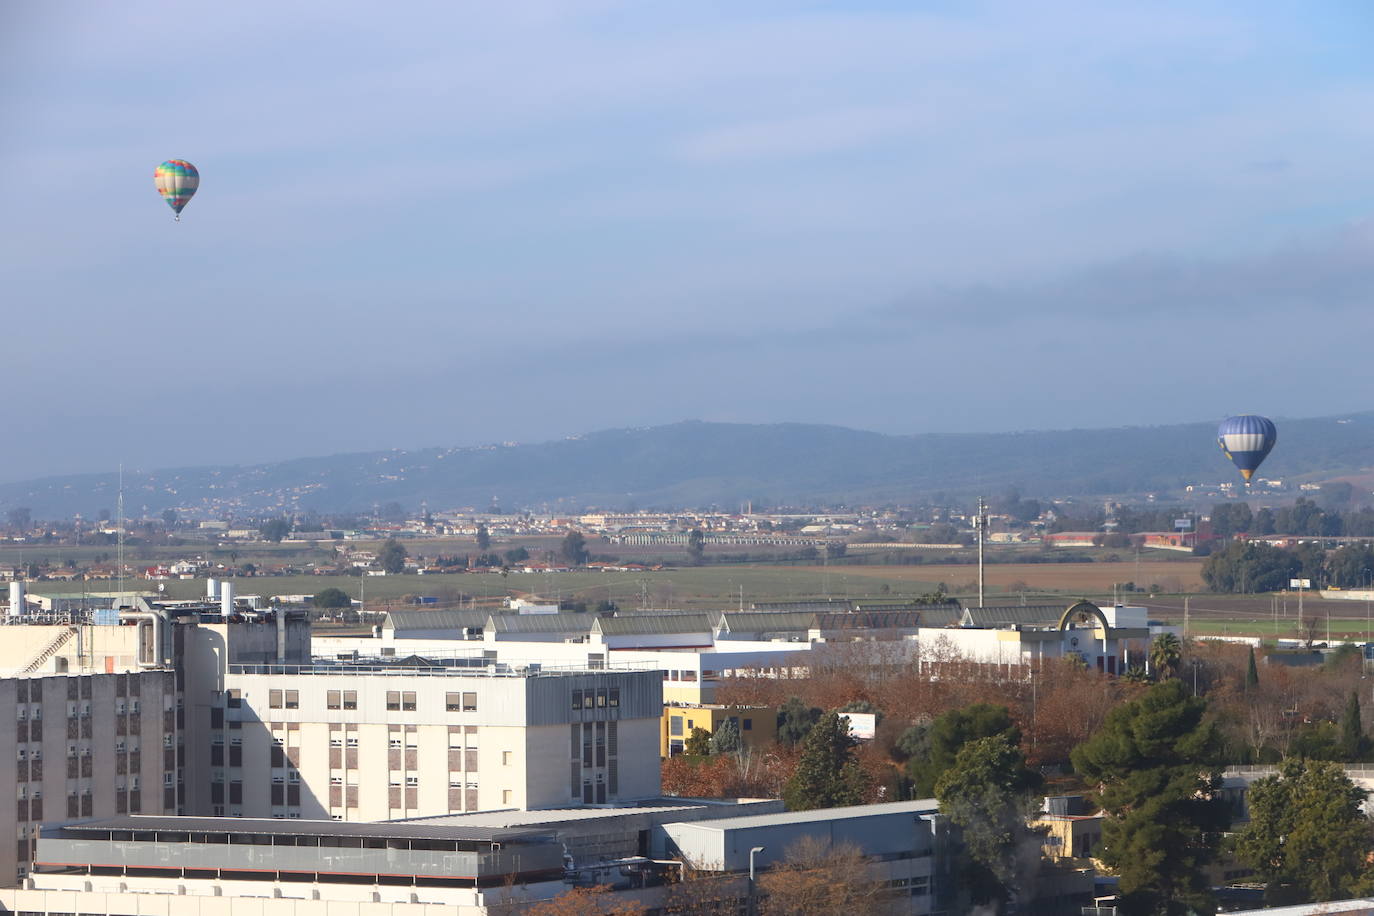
{"left": 154, "top": 160, "right": 199, "bottom": 220}
{"left": 1217, "top": 415, "right": 1277, "bottom": 483}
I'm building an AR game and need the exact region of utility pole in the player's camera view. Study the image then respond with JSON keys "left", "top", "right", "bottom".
{"left": 976, "top": 497, "right": 986, "bottom": 608}
{"left": 1183, "top": 596, "right": 1190, "bottom": 638}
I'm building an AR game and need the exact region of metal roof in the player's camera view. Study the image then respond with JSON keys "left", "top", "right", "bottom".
{"left": 384, "top": 609, "right": 493, "bottom": 632}
{"left": 959, "top": 605, "right": 1068, "bottom": 628}
{"left": 52, "top": 815, "right": 544, "bottom": 844}
{"left": 813, "top": 610, "right": 929, "bottom": 631}
{"left": 486, "top": 614, "right": 594, "bottom": 633}
{"left": 594, "top": 613, "right": 715, "bottom": 636}
{"left": 665, "top": 799, "right": 940, "bottom": 832}
{"left": 716, "top": 612, "right": 817, "bottom": 634}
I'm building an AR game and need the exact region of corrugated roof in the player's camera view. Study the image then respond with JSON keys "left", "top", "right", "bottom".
{"left": 53, "top": 815, "right": 543, "bottom": 843}
{"left": 594, "top": 613, "right": 715, "bottom": 636}
{"left": 384, "top": 609, "right": 493, "bottom": 632}
{"left": 486, "top": 614, "right": 594, "bottom": 633}
{"left": 666, "top": 798, "right": 940, "bottom": 832}
{"left": 814, "top": 610, "right": 929, "bottom": 631}
{"left": 716, "top": 612, "right": 817, "bottom": 634}
{"left": 959, "top": 605, "right": 1067, "bottom": 628}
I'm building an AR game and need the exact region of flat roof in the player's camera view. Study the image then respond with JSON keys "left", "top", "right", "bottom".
{"left": 664, "top": 798, "right": 940, "bottom": 832}
{"left": 53, "top": 815, "right": 546, "bottom": 844}
{"left": 401, "top": 798, "right": 774, "bottom": 829}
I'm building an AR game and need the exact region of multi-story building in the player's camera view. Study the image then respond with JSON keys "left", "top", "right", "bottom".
{"left": 0, "top": 591, "right": 660, "bottom": 886}
{"left": 0, "top": 600, "right": 187, "bottom": 886}
{"left": 191, "top": 664, "right": 663, "bottom": 821}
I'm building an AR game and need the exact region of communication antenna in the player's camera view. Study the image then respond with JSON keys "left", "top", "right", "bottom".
{"left": 117, "top": 466, "right": 125, "bottom": 609}
{"left": 976, "top": 497, "right": 987, "bottom": 608}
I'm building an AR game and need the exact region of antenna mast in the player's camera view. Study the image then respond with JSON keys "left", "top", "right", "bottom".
{"left": 976, "top": 496, "right": 986, "bottom": 608}
{"left": 116, "top": 466, "right": 126, "bottom": 609}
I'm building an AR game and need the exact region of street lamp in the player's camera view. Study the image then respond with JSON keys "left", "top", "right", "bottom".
{"left": 749, "top": 846, "right": 766, "bottom": 916}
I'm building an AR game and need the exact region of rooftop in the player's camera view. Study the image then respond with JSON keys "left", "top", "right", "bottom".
{"left": 47, "top": 814, "right": 544, "bottom": 844}
{"left": 664, "top": 798, "right": 940, "bottom": 832}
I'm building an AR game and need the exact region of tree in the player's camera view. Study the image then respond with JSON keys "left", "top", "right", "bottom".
{"left": 161, "top": 508, "right": 177, "bottom": 527}
{"left": 1341, "top": 690, "right": 1367, "bottom": 761}
{"left": 1209, "top": 502, "right": 1253, "bottom": 539}
{"left": 1235, "top": 758, "right": 1374, "bottom": 905}
{"left": 560, "top": 531, "right": 589, "bottom": 566}
{"left": 7, "top": 507, "right": 31, "bottom": 531}
{"left": 935, "top": 734, "right": 1045, "bottom": 911}
{"left": 475, "top": 523, "right": 491, "bottom": 551}
{"left": 777, "top": 697, "right": 821, "bottom": 746}
{"left": 1150, "top": 632, "right": 1182, "bottom": 680}
{"left": 259, "top": 518, "right": 290, "bottom": 543}
{"left": 710, "top": 718, "right": 741, "bottom": 755}
{"left": 908, "top": 703, "right": 1019, "bottom": 798}
{"left": 378, "top": 537, "right": 408, "bottom": 574}
{"left": 525, "top": 884, "right": 645, "bottom": 916}
{"left": 683, "top": 727, "right": 713, "bottom": 757}
{"left": 782, "top": 712, "right": 870, "bottom": 810}
{"left": 503, "top": 546, "right": 529, "bottom": 564}
{"left": 1071, "top": 680, "right": 1230, "bottom": 916}
{"left": 313, "top": 587, "right": 353, "bottom": 610}
{"left": 1246, "top": 646, "right": 1260, "bottom": 689}
{"left": 686, "top": 528, "right": 705, "bottom": 566}
{"left": 758, "top": 837, "right": 890, "bottom": 916}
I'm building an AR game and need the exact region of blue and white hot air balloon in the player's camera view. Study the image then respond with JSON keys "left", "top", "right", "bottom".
{"left": 1217, "top": 415, "right": 1277, "bottom": 483}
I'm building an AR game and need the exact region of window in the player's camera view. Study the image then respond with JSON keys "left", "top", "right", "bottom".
{"left": 609, "top": 688, "right": 619, "bottom": 708}
{"left": 461, "top": 692, "right": 476, "bottom": 712}
{"left": 743, "top": 718, "right": 753, "bottom": 731}
{"left": 446, "top": 692, "right": 461, "bottom": 712}
{"left": 670, "top": 716, "right": 683, "bottom": 737}
{"left": 327, "top": 691, "right": 341, "bottom": 710}
{"left": 596, "top": 689, "right": 607, "bottom": 708}
{"left": 386, "top": 691, "right": 400, "bottom": 712}
{"left": 284, "top": 690, "right": 298, "bottom": 710}
{"left": 502, "top": 751, "right": 512, "bottom": 766}
{"left": 269, "top": 690, "right": 283, "bottom": 709}
{"left": 402, "top": 692, "right": 416, "bottom": 712}
{"left": 226, "top": 690, "right": 242, "bottom": 709}
{"left": 502, "top": 789, "right": 512, "bottom": 804}
{"left": 571, "top": 691, "right": 582, "bottom": 711}
{"left": 342, "top": 691, "right": 357, "bottom": 711}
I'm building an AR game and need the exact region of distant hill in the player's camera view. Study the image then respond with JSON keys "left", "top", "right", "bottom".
{"left": 4, "top": 414, "right": 1374, "bottom": 517}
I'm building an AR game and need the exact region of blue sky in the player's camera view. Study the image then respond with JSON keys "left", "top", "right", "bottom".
{"left": 2, "top": 1, "right": 1373, "bottom": 481}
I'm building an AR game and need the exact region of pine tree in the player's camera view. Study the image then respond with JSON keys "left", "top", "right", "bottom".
{"left": 1340, "top": 690, "right": 1365, "bottom": 761}
{"left": 782, "top": 712, "right": 870, "bottom": 811}
{"left": 1072, "top": 680, "right": 1230, "bottom": 916}
{"left": 1246, "top": 647, "right": 1260, "bottom": 688}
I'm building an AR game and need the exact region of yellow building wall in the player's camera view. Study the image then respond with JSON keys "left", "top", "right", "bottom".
{"left": 661, "top": 705, "right": 778, "bottom": 757}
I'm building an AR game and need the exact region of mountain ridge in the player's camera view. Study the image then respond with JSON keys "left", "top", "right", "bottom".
{"left": 5, "top": 414, "right": 1373, "bottom": 517}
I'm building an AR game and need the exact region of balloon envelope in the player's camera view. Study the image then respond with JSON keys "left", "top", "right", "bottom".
{"left": 154, "top": 160, "right": 199, "bottom": 217}
{"left": 1217, "top": 415, "right": 1276, "bottom": 482}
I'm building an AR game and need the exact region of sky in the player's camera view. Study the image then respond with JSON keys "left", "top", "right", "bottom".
{"left": 3, "top": 1, "right": 1373, "bottom": 482}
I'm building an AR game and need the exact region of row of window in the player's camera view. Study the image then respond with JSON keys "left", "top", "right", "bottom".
{"left": 571, "top": 687, "right": 620, "bottom": 711}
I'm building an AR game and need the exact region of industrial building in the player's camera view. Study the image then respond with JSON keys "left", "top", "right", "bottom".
{"left": 1, "top": 798, "right": 958, "bottom": 914}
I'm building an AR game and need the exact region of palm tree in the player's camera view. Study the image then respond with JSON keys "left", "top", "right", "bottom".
{"left": 1150, "top": 633, "right": 1182, "bottom": 680}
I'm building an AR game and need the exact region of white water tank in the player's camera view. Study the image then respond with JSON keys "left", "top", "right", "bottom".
{"left": 206, "top": 577, "right": 218, "bottom": 600}
{"left": 7, "top": 580, "right": 23, "bottom": 617}
{"left": 220, "top": 580, "right": 235, "bottom": 617}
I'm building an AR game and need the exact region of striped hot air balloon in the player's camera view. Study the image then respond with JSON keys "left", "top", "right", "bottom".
{"left": 154, "top": 160, "right": 199, "bottom": 220}
{"left": 1217, "top": 415, "right": 1277, "bottom": 482}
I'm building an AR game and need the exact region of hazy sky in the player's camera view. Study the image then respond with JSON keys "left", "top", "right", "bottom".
{"left": 3, "top": 1, "right": 1373, "bottom": 481}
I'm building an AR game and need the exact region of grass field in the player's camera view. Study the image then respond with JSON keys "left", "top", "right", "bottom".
{"left": 65, "top": 559, "right": 1203, "bottom": 611}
